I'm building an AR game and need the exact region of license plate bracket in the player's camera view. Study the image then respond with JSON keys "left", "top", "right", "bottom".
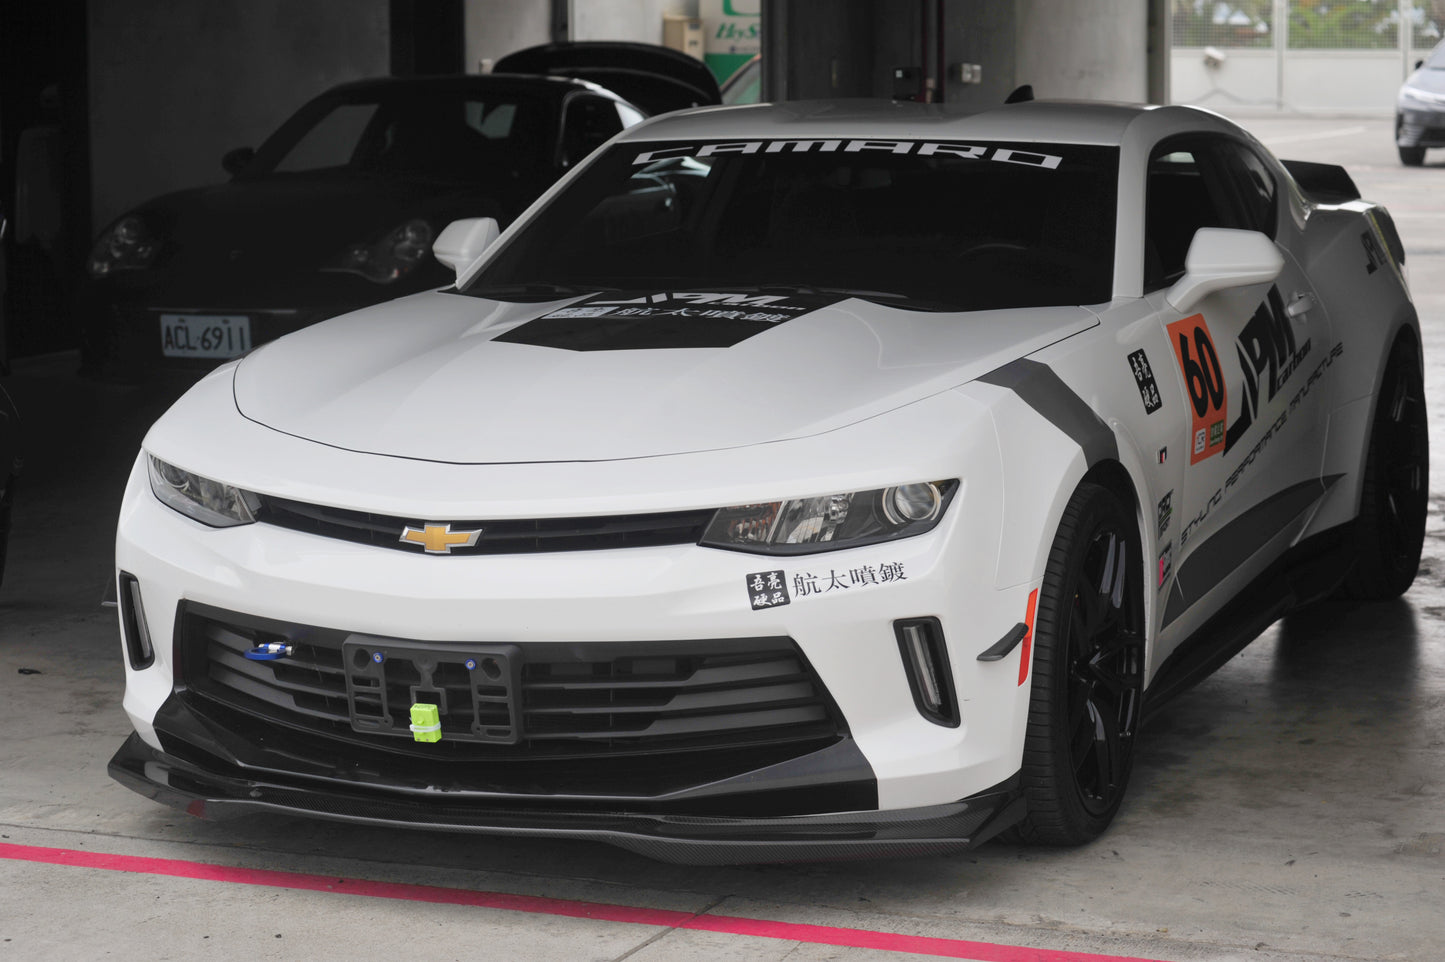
{"left": 341, "top": 635, "right": 523, "bottom": 744}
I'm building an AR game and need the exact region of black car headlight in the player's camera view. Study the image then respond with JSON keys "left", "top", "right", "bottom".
{"left": 700, "top": 480, "right": 958, "bottom": 554}
{"left": 324, "top": 218, "right": 434, "bottom": 283}
{"left": 147, "top": 456, "right": 259, "bottom": 527}
{"left": 88, "top": 216, "right": 161, "bottom": 277}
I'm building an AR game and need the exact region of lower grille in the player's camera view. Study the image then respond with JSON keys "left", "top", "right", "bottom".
{"left": 1399, "top": 121, "right": 1445, "bottom": 144}
{"left": 177, "top": 602, "right": 846, "bottom": 760}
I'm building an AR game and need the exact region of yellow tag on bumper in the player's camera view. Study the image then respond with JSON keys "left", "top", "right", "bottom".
{"left": 409, "top": 703, "right": 442, "bottom": 743}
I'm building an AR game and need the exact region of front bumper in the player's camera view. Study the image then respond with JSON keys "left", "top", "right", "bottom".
{"left": 109, "top": 727, "right": 1023, "bottom": 864}
{"left": 1397, "top": 106, "right": 1445, "bottom": 148}
{"left": 113, "top": 379, "right": 1039, "bottom": 861}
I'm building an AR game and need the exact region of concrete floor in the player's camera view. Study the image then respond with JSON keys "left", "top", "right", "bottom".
{"left": 1, "top": 114, "right": 1443, "bottom": 962}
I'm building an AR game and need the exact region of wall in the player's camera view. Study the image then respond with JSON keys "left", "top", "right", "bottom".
{"left": 465, "top": 0, "right": 550, "bottom": 73}
{"left": 768, "top": 0, "right": 1153, "bottom": 108}
{"left": 463, "top": 0, "right": 704, "bottom": 75}
{"left": 571, "top": 0, "right": 698, "bottom": 45}
{"left": 1016, "top": 0, "right": 1149, "bottom": 103}
{"left": 1172, "top": 48, "right": 1415, "bottom": 115}
{"left": 88, "top": 0, "right": 389, "bottom": 231}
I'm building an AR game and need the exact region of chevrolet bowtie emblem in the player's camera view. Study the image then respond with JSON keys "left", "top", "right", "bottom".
{"left": 399, "top": 522, "right": 483, "bottom": 554}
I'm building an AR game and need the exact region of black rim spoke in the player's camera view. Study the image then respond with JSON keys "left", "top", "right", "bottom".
{"left": 1062, "top": 517, "right": 1143, "bottom": 815}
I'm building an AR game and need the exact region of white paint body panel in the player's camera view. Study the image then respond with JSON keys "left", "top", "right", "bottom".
{"left": 115, "top": 99, "right": 1418, "bottom": 831}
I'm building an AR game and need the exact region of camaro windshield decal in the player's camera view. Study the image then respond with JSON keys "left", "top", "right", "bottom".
{"left": 633, "top": 140, "right": 1065, "bottom": 170}
{"left": 494, "top": 291, "right": 844, "bottom": 351}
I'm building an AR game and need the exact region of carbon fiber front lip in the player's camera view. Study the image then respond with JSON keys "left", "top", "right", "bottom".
{"left": 108, "top": 732, "right": 1024, "bottom": 864}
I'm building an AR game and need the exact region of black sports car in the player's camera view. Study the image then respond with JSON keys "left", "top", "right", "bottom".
{"left": 78, "top": 43, "right": 719, "bottom": 378}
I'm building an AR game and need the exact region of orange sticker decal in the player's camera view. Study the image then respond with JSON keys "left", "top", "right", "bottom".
{"left": 1166, "top": 314, "right": 1229, "bottom": 464}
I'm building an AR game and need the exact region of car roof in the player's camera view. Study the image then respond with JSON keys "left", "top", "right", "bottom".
{"left": 615, "top": 98, "right": 1242, "bottom": 148}
{"left": 318, "top": 73, "right": 619, "bottom": 101}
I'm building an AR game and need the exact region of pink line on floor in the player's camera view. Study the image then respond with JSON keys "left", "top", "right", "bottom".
{"left": 1, "top": 841, "right": 1169, "bottom": 962}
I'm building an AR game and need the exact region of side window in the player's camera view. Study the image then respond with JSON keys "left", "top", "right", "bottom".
{"left": 1143, "top": 140, "right": 1242, "bottom": 291}
{"left": 560, "top": 96, "right": 625, "bottom": 168}
{"left": 275, "top": 104, "right": 378, "bottom": 172}
{"left": 1219, "top": 143, "right": 1278, "bottom": 238}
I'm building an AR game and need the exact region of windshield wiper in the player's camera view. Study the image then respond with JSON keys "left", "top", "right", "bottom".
{"left": 462, "top": 281, "right": 624, "bottom": 300}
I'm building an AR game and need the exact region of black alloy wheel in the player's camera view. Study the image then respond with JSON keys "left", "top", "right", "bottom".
{"left": 1339, "top": 335, "right": 1429, "bottom": 600}
{"left": 1013, "top": 482, "right": 1144, "bottom": 845}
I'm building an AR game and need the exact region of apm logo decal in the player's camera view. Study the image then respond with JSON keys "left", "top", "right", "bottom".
{"left": 1223, "top": 287, "right": 1310, "bottom": 456}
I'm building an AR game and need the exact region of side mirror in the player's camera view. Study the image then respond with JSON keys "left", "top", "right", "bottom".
{"left": 221, "top": 147, "right": 255, "bottom": 176}
{"left": 1166, "top": 228, "right": 1284, "bottom": 314}
{"left": 433, "top": 217, "right": 500, "bottom": 276}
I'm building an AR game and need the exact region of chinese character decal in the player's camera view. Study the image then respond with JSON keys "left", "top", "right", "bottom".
{"left": 747, "top": 570, "right": 792, "bottom": 609}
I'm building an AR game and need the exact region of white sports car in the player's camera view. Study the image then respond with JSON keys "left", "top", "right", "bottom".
{"left": 110, "top": 98, "right": 1427, "bottom": 863}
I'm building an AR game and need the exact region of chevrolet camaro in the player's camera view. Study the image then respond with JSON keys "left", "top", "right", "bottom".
{"left": 109, "top": 98, "right": 1427, "bottom": 863}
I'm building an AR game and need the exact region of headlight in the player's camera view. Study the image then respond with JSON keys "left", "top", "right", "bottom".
{"left": 700, "top": 480, "right": 958, "bottom": 554}
{"left": 1401, "top": 85, "right": 1445, "bottom": 107}
{"left": 147, "top": 456, "right": 259, "bottom": 527}
{"left": 88, "top": 216, "right": 160, "bottom": 277}
{"left": 323, "top": 218, "right": 433, "bottom": 283}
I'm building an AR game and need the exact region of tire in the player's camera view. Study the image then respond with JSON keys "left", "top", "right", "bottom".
{"left": 1338, "top": 336, "right": 1428, "bottom": 600}
{"left": 1399, "top": 145, "right": 1426, "bottom": 166}
{"left": 1013, "top": 482, "right": 1145, "bottom": 845}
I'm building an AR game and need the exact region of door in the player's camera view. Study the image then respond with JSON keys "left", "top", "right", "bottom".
{"left": 1144, "top": 135, "right": 1333, "bottom": 647}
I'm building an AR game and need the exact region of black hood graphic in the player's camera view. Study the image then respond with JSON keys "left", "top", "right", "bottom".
{"left": 492, "top": 290, "right": 847, "bottom": 351}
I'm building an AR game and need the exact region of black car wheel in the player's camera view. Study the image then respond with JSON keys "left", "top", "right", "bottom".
{"left": 1399, "top": 144, "right": 1426, "bottom": 166}
{"left": 1338, "top": 335, "right": 1428, "bottom": 600}
{"left": 1013, "top": 482, "right": 1144, "bottom": 845}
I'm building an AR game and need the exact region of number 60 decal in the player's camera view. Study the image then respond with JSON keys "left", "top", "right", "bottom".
{"left": 1166, "top": 314, "right": 1229, "bottom": 465}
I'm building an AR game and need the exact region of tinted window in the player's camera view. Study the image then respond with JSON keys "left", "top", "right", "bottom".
{"left": 274, "top": 104, "right": 378, "bottom": 172}
{"left": 1220, "top": 143, "right": 1278, "bottom": 237}
{"left": 253, "top": 89, "right": 549, "bottom": 183}
{"left": 1145, "top": 144, "right": 1237, "bottom": 290}
{"left": 1144, "top": 137, "right": 1280, "bottom": 291}
{"left": 561, "top": 97, "right": 626, "bottom": 168}
{"left": 469, "top": 138, "right": 1120, "bottom": 312}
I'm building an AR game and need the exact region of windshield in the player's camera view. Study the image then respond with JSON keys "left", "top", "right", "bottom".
{"left": 1428, "top": 43, "right": 1445, "bottom": 69}
{"left": 246, "top": 86, "right": 550, "bottom": 183}
{"left": 466, "top": 137, "right": 1119, "bottom": 311}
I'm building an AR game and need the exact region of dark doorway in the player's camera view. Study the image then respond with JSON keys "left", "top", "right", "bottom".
{"left": 1, "top": 0, "right": 89, "bottom": 362}
{"left": 390, "top": 0, "right": 464, "bottom": 77}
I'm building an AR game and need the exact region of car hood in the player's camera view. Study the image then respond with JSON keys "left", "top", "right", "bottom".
{"left": 232, "top": 290, "right": 1098, "bottom": 463}
{"left": 1402, "top": 65, "right": 1445, "bottom": 98}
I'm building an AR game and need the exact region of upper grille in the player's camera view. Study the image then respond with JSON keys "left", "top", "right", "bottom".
{"left": 254, "top": 495, "right": 715, "bottom": 555}
{"left": 177, "top": 603, "right": 845, "bottom": 760}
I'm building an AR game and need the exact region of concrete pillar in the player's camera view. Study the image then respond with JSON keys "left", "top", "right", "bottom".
{"left": 1016, "top": 0, "right": 1149, "bottom": 102}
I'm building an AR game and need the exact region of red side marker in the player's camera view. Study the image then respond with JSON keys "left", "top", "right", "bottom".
{"left": 1019, "top": 587, "right": 1039, "bottom": 686}
{"left": 0, "top": 841, "right": 1171, "bottom": 962}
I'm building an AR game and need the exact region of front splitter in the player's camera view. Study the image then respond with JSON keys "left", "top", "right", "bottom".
{"left": 109, "top": 733, "right": 1024, "bottom": 865}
